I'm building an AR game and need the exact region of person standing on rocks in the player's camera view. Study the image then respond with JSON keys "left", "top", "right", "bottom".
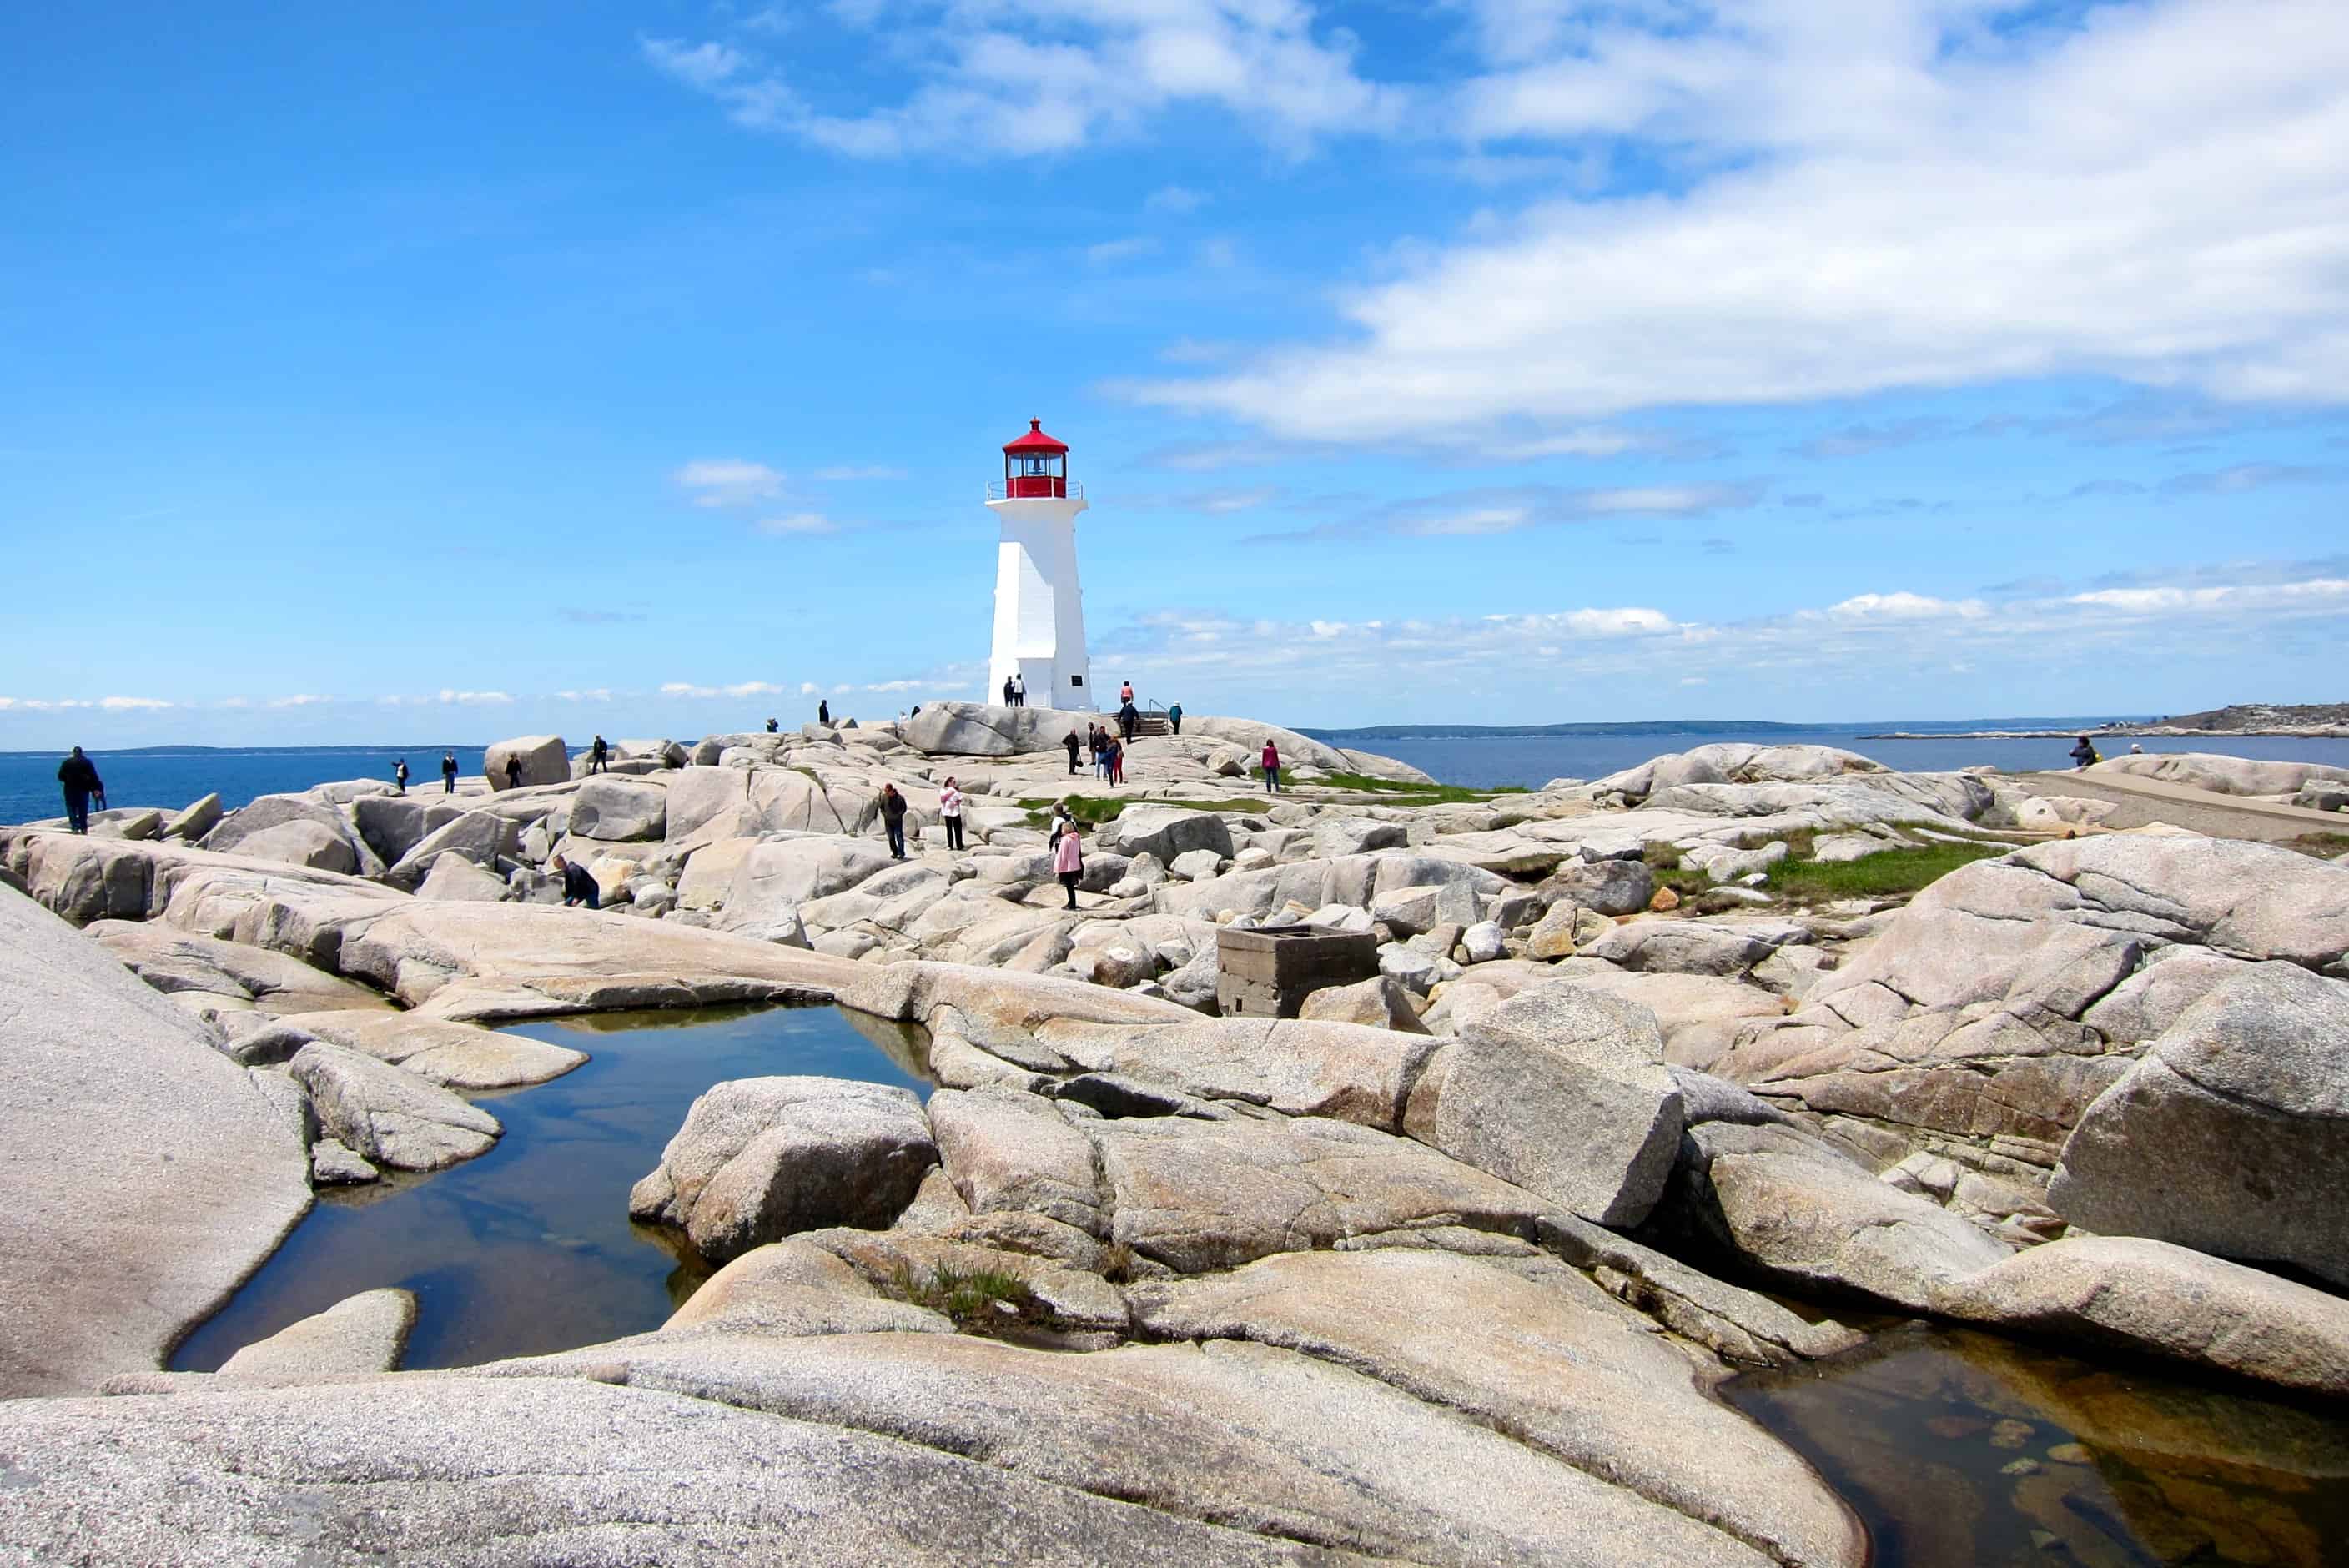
{"left": 1118, "top": 698, "right": 1139, "bottom": 744}
{"left": 1062, "top": 727, "right": 1082, "bottom": 776}
{"left": 1013, "top": 673, "right": 1027, "bottom": 707}
{"left": 504, "top": 755, "right": 524, "bottom": 790}
{"left": 878, "top": 782, "right": 910, "bottom": 859}
{"left": 440, "top": 751, "right": 459, "bottom": 794}
{"left": 817, "top": 698, "right": 830, "bottom": 726}
{"left": 1107, "top": 731, "right": 1126, "bottom": 785}
{"left": 56, "top": 746, "right": 103, "bottom": 834}
{"left": 766, "top": 716, "right": 779, "bottom": 733}
{"left": 1168, "top": 701, "right": 1182, "bottom": 735}
{"left": 551, "top": 855, "right": 600, "bottom": 910}
{"left": 393, "top": 758, "right": 410, "bottom": 795}
{"left": 938, "top": 776, "right": 965, "bottom": 851}
{"left": 1050, "top": 807, "right": 1084, "bottom": 909}
{"left": 589, "top": 736, "right": 610, "bottom": 775}
{"left": 1119, "top": 679, "right": 1134, "bottom": 706}
{"left": 1262, "top": 739, "right": 1283, "bottom": 794}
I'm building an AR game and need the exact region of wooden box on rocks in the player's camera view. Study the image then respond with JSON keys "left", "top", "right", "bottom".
{"left": 1216, "top": 926, "right": 1381, "bottom": 1018}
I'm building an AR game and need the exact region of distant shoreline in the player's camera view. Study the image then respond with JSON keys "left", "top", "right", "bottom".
{"left": 1861, "top": 726, "right": 2349, "bottom": 741}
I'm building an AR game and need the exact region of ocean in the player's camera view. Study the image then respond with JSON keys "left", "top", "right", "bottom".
{"left": 8, "top": 731, "right": 2349, "bottom": 824}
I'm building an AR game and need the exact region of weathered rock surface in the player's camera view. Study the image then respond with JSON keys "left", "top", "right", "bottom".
{"left": 1405, "top": 981, "right": 1683, "bottom": 1227}
{"left": 1298, "top": 974, "right": 1428, "bottom": 1034}
{"left": 1038, "top": 1015, "right": 1443, "bottom": 1128}
{"left": 2049, "top": 962, "right": 2349, "bottom": 1287}
{"left": 658, "top": 1236, "right": 954, "bottom": 1339}
{"left": 274, "top": 1009, "right": 586, "bottom": 1090}
{"left": 2092, "top": 750, "right": 2349, "bottom": 798}
{"left": 567, "top": 776, "right": 668, "bottom": 841}
{"left": 629, "top": 1076, "right": 938, "bottom": 1263}
{"left": 412, "top": 850, "right": 514, "bottom": 902}
{"left": 484, "top": 734, "right": 567, "bottom": 790}
{"left": 1099, "top": 803, "right": 1235, "bottom": 864}
{"left": 0, "top": 885, "right": 311, "bottom": 1397}
{"left": 1548, "top": 857, "right": 1657, "bottom": 916}
{"left": 1933, "top": 1236, "right": 2349, "bottom": 1400}
{"left": 383, "top": 809, "right": 518, "bottom": 889}
{"left": 87, "top": 920, "right": 390, "bottom": 1016}
{"left": 289, "top": 1040, "right": 502, "bottom": 1170}
{"left": 214, "top": 1288, "right": 417, "bottom": 1381}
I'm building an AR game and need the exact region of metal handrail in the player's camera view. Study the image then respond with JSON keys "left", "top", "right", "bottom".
{"left": 985, "top": 479, "right": 1085, "bottom": 501}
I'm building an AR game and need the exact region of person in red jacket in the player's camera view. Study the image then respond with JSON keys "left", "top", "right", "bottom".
{"left": 1261, "top": 740, "right": 1281, "bottom": 794}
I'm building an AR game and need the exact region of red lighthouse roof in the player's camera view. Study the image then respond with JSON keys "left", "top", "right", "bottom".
{"left": 1003, "top": 419, "right": 1069, "bottom": 455}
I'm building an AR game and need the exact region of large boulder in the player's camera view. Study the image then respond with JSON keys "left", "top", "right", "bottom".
{"left": 0, "top": 885, "right": 312, "bottom": 1397}
{"left": 2093, "top": 751, "right": 2349, "bottom": 798}
{"left": 629, "top": 1076, "right": 938, "bottom": 1264}
{"left": 214, "top": 1288, "right": 417, "bottom": 1381}
{"left": 1403, "top": 981, "right": 1683, "bottom": 1228}
{"left": 87, "top": 921, "right": 389, "bottom": 1017}
{"left": 350, "top": 795, "right": 467, "bottom": 864}
{"left": 1594, "top": 743, "right": 1888, "bottom": 800}
{"left": 901, "top": 701, "right": 1099, "bottom": 757}
{"left": 484, "top": 735, "right": 567, "bottom": 791}
{"left": 383, "top": 809, "right": 519, "bottom": 890}
{"left": 274, "top": 1010, "right": 585, "bottom": 1092}
{"left": 161, "top": 792, "right": 224, "bottom": 842}
{"left": 1578, "top": 920, "right": 1777, "bottom": 977}
{"left": 289, "top": 1040, "right": 502, "bottom": 1170}
{"left": 1932, "top": 1236, "right": 2349, "bottom": 1400}
{"left": 1099, "top": 804, "right": 1235, "bottom": 864}
{"left": 1547, "top": 857, "right": 1656, "bottom": 917}
{"left": 721, "top": 838, "right": 897, "bottom": 930}
{"left": 567, "top": 776, "right": 668, "bottom": 842}
{"left": 199, "top": 792, "right": 360, "bottom": 865}
{"left": 229, "top": 819, "right": 357, "bottom": 874}
{"left": 2048, "top": 962, "right": 2349, "bottom": 1287}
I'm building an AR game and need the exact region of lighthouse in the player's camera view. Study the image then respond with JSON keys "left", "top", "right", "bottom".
{"left": 987, "top": 419, "right": 1094, "bottom": 711}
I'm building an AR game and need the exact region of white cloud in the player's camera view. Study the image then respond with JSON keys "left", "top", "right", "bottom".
{"left": 1146, "top": 184, "right": 1207, "bottom": 214}
{"left": 1823, "top": 592, "right": 1989, "bottom": 622}
{"left": 643, "top": 3, "right": 1406, "bottom": 158}
{"left": 674, "top": 458, "right": 787, "bottom": 508}
{"left": 98, "top": 696, "right": 172, "bottom": 711}
{"left": 1085, "top": 235, "right": 1160, "bottom": 264}
{"left": 267, "top": 694, "right": 332, "bottom": 708}
{"left": 439, "top": 690, "right": 513, "bottom": 706}
{"left": 812, "top": 464, "right": 907, "bottom": 480}
{"left": 726, "top": 681, "right": 786, "bottom": 697}
{"left": 1136, "top": 0, "right": 2349, "bottom": 440}
{"left": 555, "top": 688, "right": 614, "bottom": 703}
{"left": 757, "top": 511, "right": 842, "bottom": 535}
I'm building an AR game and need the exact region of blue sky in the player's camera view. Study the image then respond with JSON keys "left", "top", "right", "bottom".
{"left": 3, "top": 0, "right": 2345, "bottom": 746}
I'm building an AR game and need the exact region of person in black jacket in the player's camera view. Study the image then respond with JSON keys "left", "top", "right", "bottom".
{"left": 551, "top": 855, "right": 600, "bottom": 909}
{"left": 57, "top": 746, "right": 103, "bottom": 834}
{"left": 588, "top": 736, "right": 610, "bottom": 775}
{"left": 440, "top": 751, "right": 459, "bottom": 794}
{"left": 393, "top": 758, "right": 410, "bottom": 795}
{"left": 878, "top": 782, "right": 910, "bottom": 859}
{"left": 817, "top": 698, "right": 831, "bottom": 726}
{"left": 1062, "top": 728, "right": 1082, "bottom": 776}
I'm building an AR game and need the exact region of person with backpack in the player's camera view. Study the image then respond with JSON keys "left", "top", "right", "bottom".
{"left": 589, "top": 736, "right": 610, "bottom": 775}
{"left": 2069, "top": 736, "right": 2100, "bottom": 771}
{"left": 1168, "top": 701, "right": 1182, "bottom": 735}
{"left": 1062, "top": 728, "right": 1082, "bottom": 776}
{"left": 938, "top": 776, "right": 965, "bottom": 851}
{"left": 1262, "top": 740, "right": 1282, "bottom": 793}
{"left": 1049, "top": 807, "right": 1084, "bottom": 909}
{"left": 392, "top": 758, "right": 410, "bottom": 795}
{"left": 56, "top": 746, "right": 103, "bottom": 834}
{"left": 878, "top": 782, "right": 910, "bottom": 859}
{"left": 440, "top": 751, "right": 459, "bottom": 794}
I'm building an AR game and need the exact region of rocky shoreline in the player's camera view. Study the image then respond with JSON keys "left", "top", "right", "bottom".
{"left": 3, "top": 713, "right": 2346, "bottom": 1563}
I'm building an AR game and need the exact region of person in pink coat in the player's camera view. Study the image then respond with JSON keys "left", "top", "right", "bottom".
{"left": 1261, "top": 740, "right": 1282, "bottom": 794}
{"left": 1050, "top": 807, "right": 1084, "bottom": 909}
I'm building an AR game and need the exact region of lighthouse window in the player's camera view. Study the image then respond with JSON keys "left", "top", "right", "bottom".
{"left": 1070, "top": 676, "right": 1084, "bottom": 687}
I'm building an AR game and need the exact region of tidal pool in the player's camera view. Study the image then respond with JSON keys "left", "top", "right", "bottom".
{"left": 1724, "top": 1321, "right": 2349, "bottom": 1567}
{"left": 174, "top": 1004, "right": 933, "bottom": 1373}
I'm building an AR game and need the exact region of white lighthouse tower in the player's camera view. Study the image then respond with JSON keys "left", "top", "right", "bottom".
{"left": 988, "top": 419, "right": 1094, "bottom": 711}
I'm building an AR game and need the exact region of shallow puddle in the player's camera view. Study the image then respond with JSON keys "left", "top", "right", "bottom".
{"left": 174, "top": 1004, "right": 932, "bottom": 1372}
{"left": 1724, "top": 1322, "right": 2349, "bottom": 1567}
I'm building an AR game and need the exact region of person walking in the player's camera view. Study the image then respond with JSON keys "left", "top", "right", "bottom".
{"left": 938, "top": 776, "right": 965, "bottom": 851}
{"left": 440, "top": 751, "right": 459, "bottom": 794}
{"left": 504, "top": 754, "right": 524, "bottom": 790}
{"left": 1107, "top": 732, "right": 1126, "bottom": 785}
{"left": 1062, "top": 727, "right": 1082, "bottom": 776}
{"left": 1168, "top": 701, "right": 1182, "bottom": 736}
{"left": 879, "top": 782, "right": 909, "bottom": 859}
{"left": 1261, "top": 739, "right": 1282, "bottom": 794}
{"left": 1049, "top": 807, "right": 1084, "bottom": 910}
{"left": 393, "top": 758, "right": 410, "bottom": 795}
{"left": 817, "top": 698, "right": 831, "bottom": 726}
{"left": 551, "top": 855, "right": 600, "bottom": 910}
{"left": 589, "top": 736, "right": 610, "bottom": 775}
{"left": 1119, "top": 679, "right": 1134, "bottom": 706}
{"left": 2068, "top": 736, "right": 2100, "bottom": 771}
{"left": 1093, "top": 726, "right": 1111, "bottom": 780}
{"left": 57, "top": 746, "right": 103, "bottom": 834}
{"left": 1118, "top": 699, "right": 1139, "bottom": 744}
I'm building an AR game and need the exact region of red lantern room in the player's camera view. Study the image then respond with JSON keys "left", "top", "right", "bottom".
{"left": 1000, "top": 419, "right": 1071, "bottom": 500}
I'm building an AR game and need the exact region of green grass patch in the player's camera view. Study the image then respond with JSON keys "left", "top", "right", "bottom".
{"left": 884, "top": 1263, "right": 1054, "bottom": 1336}
{"left": 1317, "top": 770, "right": 1528, "bottom": 805}
{"left": 1764, "top": 840, "right": 2009, "bottom": 902}
{"left": 2281, "top": 831, "right": 2349, "bottom": 860}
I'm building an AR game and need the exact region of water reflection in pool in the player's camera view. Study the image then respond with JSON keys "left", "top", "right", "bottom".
{"left": 1724, "top": 1322, "right": 2349, "bottom": 1567}
{"left": 174, "top": 1004, "right": 932, "bottom": 1373}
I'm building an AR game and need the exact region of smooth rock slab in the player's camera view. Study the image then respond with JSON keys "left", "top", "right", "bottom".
{"left": 1932, "top": 1236, "right": 2349, "bottom": 1400}
{"left": 0, "top": 885, "right": 313, "bottom": 1397}
{"left": 1404, "top": 980, "right": 1683, "bottom": 1228}
{"left": 0, "top": 1376, "right": 1326, "bottom": 1566}
{"left": 1130, "top": 1249, "right": 1864, "bottom": 1567}
{"left": 289, "top": 1040, "right": 501, "bottom": 1171}
{"left": 215, "top": 1288, "right": 416, "bottom": 1380}
{"left": 630, "top": 1076, "right": 938, "bottom": 1264}
{"left": 274, "top": 1009, "right": 586, "bottom": 1091}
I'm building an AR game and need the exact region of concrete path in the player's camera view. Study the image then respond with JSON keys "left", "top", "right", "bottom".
{"left": 2010, "top": 771, "right": 2349, "bottom": 844}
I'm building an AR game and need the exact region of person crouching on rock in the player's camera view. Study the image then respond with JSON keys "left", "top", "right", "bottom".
{"left": 879, "top": 783, "right": 909, "bottom": 859}
{"left": 1050, "top": 807, "right": 1084, "bottom": 909}
{"left": 552, "top": 855, "right": 600, "bottom": 910}
{"left": 938, "top": 776, "right": 965, "bottom": 851}
{"left": 2069, "top": 735, "right": 2100, "bottom": 771}
{"left": 1062, "top": 727, "right": 1082, "bottom": 776}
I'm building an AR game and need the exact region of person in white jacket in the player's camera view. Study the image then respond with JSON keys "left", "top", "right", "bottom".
{"left": 939, "top": 776, "right": 965, "bottom": 852}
